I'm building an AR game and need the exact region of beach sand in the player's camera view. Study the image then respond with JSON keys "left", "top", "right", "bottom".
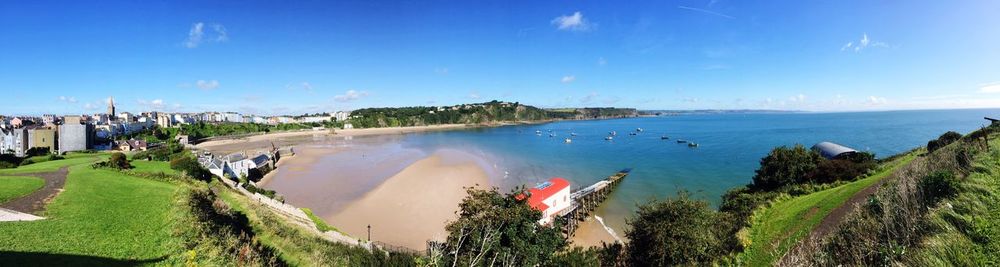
{"left": 195, "top": 124, "right": 470, "bottom": 154}
{"left": 570, "top": 216, "right": 621, "bottom": 247}
{"left": 325, "top": 151, "right": 489, "bottom": 250}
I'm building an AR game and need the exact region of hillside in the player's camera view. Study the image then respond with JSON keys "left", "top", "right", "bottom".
{"left": 347, "top": 100, "right": 637, "bottom": 128}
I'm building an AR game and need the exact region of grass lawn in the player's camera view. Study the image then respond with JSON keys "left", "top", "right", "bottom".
{"left": 0, "top": 164, "right": 181, "bottom": 265}
{"left": 738, "top": 153, "right": 917, "bottom": 265}
{"left": 0, "top": 155, "right": 104, "bottom": 175}
{"left": 129, "top": 160, "right": 179, "bottom": 175}
{"left": 0, "top": 176, "right": 45, "bottom": 204}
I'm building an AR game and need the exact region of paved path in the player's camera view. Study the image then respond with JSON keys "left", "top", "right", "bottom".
{"left": 0, "top": 207, "right": 44, "bottom": 222}
{"left": 0, "top": 167, "right": 69, "bottom": 215}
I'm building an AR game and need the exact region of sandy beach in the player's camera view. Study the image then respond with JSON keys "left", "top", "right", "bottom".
{"left": 195, "top": 124, "right": 471, "bottom": 154}
{"left": 325, "top": 150, "right": 489, "bottom": 250}
{"left": 570, "top": 216, "right": 621, "bottom": 247}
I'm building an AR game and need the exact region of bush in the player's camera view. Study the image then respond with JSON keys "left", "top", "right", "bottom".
{"left": 928, "top": 131, "right": 963, "bottom": 153}
{"left": 170, "top": 157, "right": 213, "bottom": 181}
{"left": 752, "top": 145, "right": 821, "bottom": 190}
{"left": 625, "top": 191, "right": 728, "bottom": 266}
{"left": 919, "top": 171, "right": 960, "bottom": 205}
{"left": 108, "top": 152, "right": 132, "bottom": 170}
{"left": 47, "top": 154, "right": 64, "bottom": 161}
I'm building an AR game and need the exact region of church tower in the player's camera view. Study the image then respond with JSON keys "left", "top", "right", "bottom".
{"left": 108, "top": 97, "right": 116, "bottom": 121}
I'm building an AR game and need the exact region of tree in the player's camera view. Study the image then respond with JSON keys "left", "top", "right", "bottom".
{"left": 441, "top": 187, "right": 566, "bottom": 266}
{"left": 108, "top": 152, "right": 132, "bottom": 170}
{"left": 624, "top": 191, "right": 727, "bottom": 266}
{"left": 751, "top": 144, "right": 821, "bottom": 190}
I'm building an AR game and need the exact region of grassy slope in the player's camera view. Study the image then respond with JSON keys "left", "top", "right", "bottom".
{"left": 0, "top": 163, "right": 181, "bottom": 264}
{"left": 0, "top": 155, "right": 104, "bottom": 175}
{"left": 739, "top": 153, "right": 917, "bottom": 265}
{"left": 130, "top": 160, "right": 179, "bottom": 175}
{"left": 909, "top": 137, "right": 1000, "bottom": 265}
{"left": 0, "top": 176, "right": 44, "bottom": 204}
{"left": 301, "top": 207, "right": 339, "bottom": 233}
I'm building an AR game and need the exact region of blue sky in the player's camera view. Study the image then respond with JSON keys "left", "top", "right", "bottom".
{"left": 2, "top": 0, "right": 999, "bottom": 116}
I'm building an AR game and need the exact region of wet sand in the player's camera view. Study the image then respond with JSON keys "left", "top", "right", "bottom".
{"left": 325, "top": 150, "right": 489, "bottom": 250}
{"left": 570, "top": 216, "right": 621, "bottom": 247}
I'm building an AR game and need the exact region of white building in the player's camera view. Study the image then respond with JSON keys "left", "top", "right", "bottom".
{"left": 522, "top": 177, "right": 572, "bottom": 225}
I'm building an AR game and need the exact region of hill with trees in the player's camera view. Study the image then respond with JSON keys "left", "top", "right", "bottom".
{"left": 347, "top": 100, "right": 637, "bottom": 128}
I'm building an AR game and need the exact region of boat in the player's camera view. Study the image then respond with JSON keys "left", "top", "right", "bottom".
{"left": 629, "top": 132, "right": 637, "bottom": 136}
{"left": 676, "top": 139, "right": 688, "bottom": 143}
{"left": 549, "top": 133, "right": 556, "bottom": 137}
{"left": 535, "top": 130, "right": 541, "bottom": 135}
{"left": 570, "top": 132, "right": 578, "bottom": 136}
{"left": 688, "top": 142, "right": 699, "bottom": 147}
{"left": 609, "top": 131, "right": 617, "bottom": 136}
{"left": 605, "top": 136, "right": 614, "bottom": 141}
{"left": 636, "top": 128, "right": 644, "bottom": 132}
{"left": 661, "top": 135, "right": 669, "bottom": 140}
{"left": 564, "top": 138, "right": 572, "bottom": 143}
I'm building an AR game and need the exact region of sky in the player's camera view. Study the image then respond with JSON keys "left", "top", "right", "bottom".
{"left": 2, "top": 0, "right": 1000, "bottom": 116}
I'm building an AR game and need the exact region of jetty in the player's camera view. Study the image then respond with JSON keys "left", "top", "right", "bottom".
{"left": 558, "top": 168, "right": 631, "bottom": 236}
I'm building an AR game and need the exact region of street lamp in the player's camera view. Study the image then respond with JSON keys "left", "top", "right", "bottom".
{"left": 367, "top": 224, "right": 371, "bottom": 242}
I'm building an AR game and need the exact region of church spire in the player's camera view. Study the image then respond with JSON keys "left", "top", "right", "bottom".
{"left": 108, "top": 96, "right": 116, "bottom": 121}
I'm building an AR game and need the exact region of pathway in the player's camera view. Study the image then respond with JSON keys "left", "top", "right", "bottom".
{"left": 0, "top": 167, "right": 70, "bottom": 215}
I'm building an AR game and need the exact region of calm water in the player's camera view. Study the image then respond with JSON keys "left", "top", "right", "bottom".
{"left": 373, "top": 108, "right": 999, "bottom": 233}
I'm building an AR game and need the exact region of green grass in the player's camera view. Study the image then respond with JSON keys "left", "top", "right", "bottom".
{"left": 0, "top": 155, "right": 104, "bottom": 175}
{"left": 0, "top": 164, "right": 181, "bottom": 264}
{"left": 738, "top": 153, "right": 917, "bottom": 265}
{"left": 129, "top": 160, "right": 179, "bottom": 175}
{"left": 908, "top": 137, "right": 1000, "bottom": 265}
{"left": 0, "top": 176, "right": 45, "bottom": 204}
{"left": 302, "top": 207, "right": 339, "bottom": 233}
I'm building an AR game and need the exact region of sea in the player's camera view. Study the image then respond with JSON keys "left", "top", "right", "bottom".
{"left": 370, "top": 108, "right": 1000, "bottom": 234}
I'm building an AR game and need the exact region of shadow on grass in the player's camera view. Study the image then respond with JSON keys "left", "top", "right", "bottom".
{"left": 0, "top": 251, "right": 166, "bottom": 266}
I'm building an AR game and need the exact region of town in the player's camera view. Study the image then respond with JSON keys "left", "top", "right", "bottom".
{"left": 0, "top": 96, "right": 352, "bottom": 159}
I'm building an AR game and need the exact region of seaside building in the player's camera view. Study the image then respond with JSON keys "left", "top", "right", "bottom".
{"left": 519, "top": 177, "right": 572, "bottom": 225}
{"left": 118, "top": 139, "right": 148, "bottom": 152}
{"left": 0, "top": 128, "right": 29, "bottom": 156}
{"left": 812, "top": 142, "right": 858, "bottom": 160}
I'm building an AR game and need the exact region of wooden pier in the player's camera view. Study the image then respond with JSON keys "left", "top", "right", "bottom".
{"left": 558, "top": 168, "right": 631, "bottom": 236}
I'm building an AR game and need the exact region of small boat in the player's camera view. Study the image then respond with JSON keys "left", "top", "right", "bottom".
{"left": 636, "top": 128, "right": 644, "bottom": 132}
{"left": 549, "top": 133, "right": 556, "bottom": 137}
{"left": 676, "top": 139, "right": 688, "bottom": 143}
{"left": 570, "top": 132, "right": 578, "bottom": 136}
{"left": 535, "top": 130, "right": 541, "bottom": 134}
{"left": 605, "top": 136, "right": 614, "bottom": 141}
{"left": 629, "top": 132, "right": 638, "bottom": 136}
{"left": 610, "top": 131, "right": 617, "bottom": 136}
{"left": 564, "top": 138, "right": 572, "bottom": 143}
{"left": 661, "top": 135, "right": 669, "bottom": 140}
{"left": 688, "top": 142, "right": 699, "bottom": 147}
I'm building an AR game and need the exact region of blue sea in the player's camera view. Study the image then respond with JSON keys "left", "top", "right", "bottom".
{"left": 383, "top": 108, "right": 1000, "bottom": 232}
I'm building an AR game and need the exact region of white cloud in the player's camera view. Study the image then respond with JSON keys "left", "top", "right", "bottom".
{"left": 561, "top": 75, "right": 576, "bottom": 83}
{"left": 434, "top": 68, "right": 449, "bottom": 75}
{"left": 137, "top": 99, "right": 166, "bottom": 110}
{"left": 212, "top": 24, "right": 228, "bottom": 42}
{"left": 843, "top": 33, "right": 889, "bottom": 52}
{"left": 196, "top": 80, "right": 220, "bottom": 90}
{"left": 301, "top": 82, "right": 313, "bottom": 91}
{"left": 580, "top": 92, "right": 598, "bottom": 103}
{"left": 866, "top": 96, "right": 887, "bottom": 105}
{"left": 334, "top": 90, "right": 368, "bottom": 102}
{"left": 58, "top": 96, "right": 78, "bottom": 103}
{"left": 184, "top": 22, "right": 228, "bottom": 48}
{"left": 598, "top": 57, "right": 607, "bottom": 66}
{"left": 551, "top": 12, "right": 591, "bottom": 31}
{"left": 979, "top": 82, "right": 1000, "bottom": 93}
{"left": 468, "top": 91, "right": 481, "bottom": 100}
{"left": 83, "top": 102, "right": 97, "bottom": 110}
{"left": 677, "top": 6, "right": 735, "bottom": 19}
{"left": 790, "top": 94, "right": 806, "bottom": 102}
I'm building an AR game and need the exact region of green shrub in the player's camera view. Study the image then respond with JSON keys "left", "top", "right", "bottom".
{"left": 169, "top": 157, "right": 212, "bottom": 181}
{"left": 919, "top": 171, "right": 960, "bottom": 205}
{"left": 752, "top": 145, "right": 821, "bottom": 190}
{"left": 928, "top": 131, "right": 963, "bottom": 153}
{"left": 625, "top": 191, "right": 729, "bottom": 266}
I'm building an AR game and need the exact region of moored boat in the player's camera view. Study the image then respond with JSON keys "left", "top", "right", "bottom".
{"left": 677, "top": 139, "right": 688, "bottom": 143}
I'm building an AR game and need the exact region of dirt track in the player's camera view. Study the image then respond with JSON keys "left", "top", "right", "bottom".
{"left": 0, "top": 167, "right": 70, "bottom": 215}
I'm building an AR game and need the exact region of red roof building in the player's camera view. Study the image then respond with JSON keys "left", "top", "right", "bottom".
{"left": 521, "top": 177, "right": 572, "bottom": 225}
